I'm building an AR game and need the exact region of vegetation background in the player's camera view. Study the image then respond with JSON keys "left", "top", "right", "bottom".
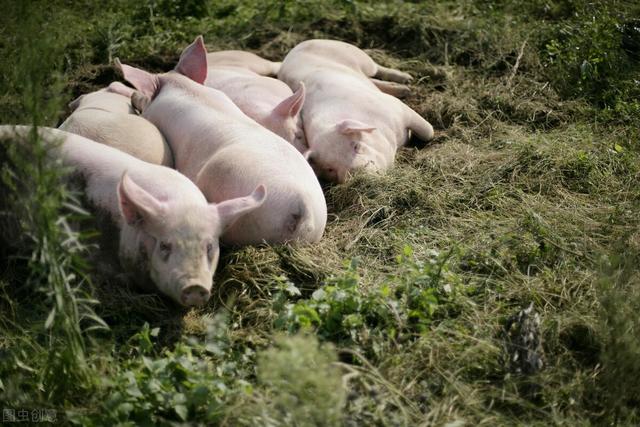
{"left": 1, "top": 0, "right": 639, "bottom": 425}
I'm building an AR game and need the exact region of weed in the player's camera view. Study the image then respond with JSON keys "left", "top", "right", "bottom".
{"left": 233, "top": 334, "right": 345, "bottom": 427}
{"left": 0, "top": 1, "right": 106, "bottom": 408}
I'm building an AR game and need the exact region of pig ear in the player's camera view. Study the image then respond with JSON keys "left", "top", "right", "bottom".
{"left": 118, "top": 173, "right": 165, "bottom": 227}
{"left": 108, "top": 81, "right": 135, "bottom": 98}
{"left": 213, "top": 185, "right": 267, "bottom": 231}
{"left": 175, "top": 35, "right": 207, "bottom": 84}
{"left": 115, "top": 58, "right": 159, "bottom": 98}
{"left": 336, "top": 119, "right": 376, "bottom": 136}
{"left": 68, "top": 95, "right": 84, "bottom": 111}
{"left": 273, "top": 82, "right": 305, "bottom": 118}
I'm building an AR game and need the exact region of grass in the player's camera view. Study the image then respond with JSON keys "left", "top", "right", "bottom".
{"left": 1, "top": 0, "right": 639, "bottom": 425}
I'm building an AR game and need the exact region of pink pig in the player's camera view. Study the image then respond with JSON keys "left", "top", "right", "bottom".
{"left": 0, "top": 125, "right": 265, "bottom": 307}
{"left": 278, "top": 39, "right": 435, "bottom": 183}
{"left": 204, "top": 50, "right": 307, "bottom": 152}
{"left": 59, "top": 83, "right": 174, "bottom": 166}
{"left": 116, "top": 36, "right": 326, "bottom": 246}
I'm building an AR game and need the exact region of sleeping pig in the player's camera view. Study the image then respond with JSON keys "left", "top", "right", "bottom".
{"left": 278, "top": 39, "right": 435, "bottom": 183}
{"left": 0, "top": 125, "right": 265, "bottom": 307}
{"left": 205, "top": 50, "right": 307, "bottom": 152}
{"left": 59, "top": 82, "right": 173, "bottom": 166}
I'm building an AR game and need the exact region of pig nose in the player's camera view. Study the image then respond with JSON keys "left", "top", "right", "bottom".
{"left": 180, "top": 285, "right": 211, "bottom": 307}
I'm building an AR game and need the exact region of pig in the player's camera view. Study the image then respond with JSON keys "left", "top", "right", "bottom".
{"left": 59, "top": 83, "right": 174, "bottom": 167}
{"left": 115, "top": 36, "right": 326, "bottom": 245}
{"left": 205, "top": 50, "right": 307, "bottom": 151}
{"left": 278, "top": 39, "right": 435, "bottom": 183}
{"left": 206, "top": 50, "right": 281, "bottom": 76}
{"left": 0, "top": 125, "right": 265, "bottom": 307}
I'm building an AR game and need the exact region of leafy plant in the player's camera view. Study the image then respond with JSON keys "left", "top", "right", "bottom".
{"left": 234, "top": 334, "right": 345, "bottom": 427}
{"left": 544, "top": 2, "right": 640, "bottom": 116}
{"left": 274, "top": 246, "right": 462, "bottom": 351}
{"left": 0, "top": 1, "right": 106, "bottom": 406}
{"left": 75, "top": 314, "right": 251, "bottom": 426}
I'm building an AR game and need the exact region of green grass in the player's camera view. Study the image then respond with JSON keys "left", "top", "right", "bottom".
{"left": 1, "top": 0, "right": 639, "bottom": 425}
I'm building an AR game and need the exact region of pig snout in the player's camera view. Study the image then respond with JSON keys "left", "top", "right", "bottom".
{"left": 180, "top": 283, "right": 211, "bottom": 307}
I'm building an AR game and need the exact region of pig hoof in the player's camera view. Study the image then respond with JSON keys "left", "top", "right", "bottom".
{"left": 181, "top": 285, "right": 211, "bottom": 307}
{"left": 399, "top": 72, "right": 413, "bottom": 83}
{"left": 392, "top": 83, "right": 411, "bottom": 98}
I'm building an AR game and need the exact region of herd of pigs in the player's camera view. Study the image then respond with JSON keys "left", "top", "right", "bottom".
{"left": 0, "top": 37, "right": 434, "bottom": 307}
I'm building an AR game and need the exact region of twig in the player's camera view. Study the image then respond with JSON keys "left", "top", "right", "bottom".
{"left": 507, "top": 40, "right": 527, "bottom": 87}
{"left": 444, "top": 41, "right": 449, "bottom": 67}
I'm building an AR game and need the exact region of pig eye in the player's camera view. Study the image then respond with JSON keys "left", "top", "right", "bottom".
{"left": 206, "top": 242, "right": 214, "bottom": 261}
{"left": 159, "top": 241, "right": 172, "bottom": 261}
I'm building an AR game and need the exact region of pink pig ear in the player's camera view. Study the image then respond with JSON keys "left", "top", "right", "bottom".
{"left": 213, "top": 185, "right": 267, "bottom": 231}
{"left": 107, "top": 81, "right": 135, "bottom": 98}
{"left": 175, "top": 35, "right": 208, "bottom": 84}
{"left": 114, "top": 58, "right": 159, "bottom": 98}
{"left": 336, "top": 119, "right": 376, "bottom": 136}
{"left": 118, "top": 173, "right": 166, "bottom": 227}
{"left": 273, "top": 82, "right": 305, "bottom": 118}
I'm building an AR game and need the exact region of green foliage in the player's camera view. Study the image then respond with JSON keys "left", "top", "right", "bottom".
{"left": 75, "top": 314, "right": 250, "bottom": 426}
{"left": 235, "top": 334, "right": 345, "bottom": 427}
{"left": 275, "top": 247, "right": 461, "bottom": 351}
{"left": 0, "top": 1, "right": 106, "bottom": 406}
{"left": 596, "top": 250, "right": 640, "bottom": 422}
{"left": 544, "top": 2, "right": 640, "bottom": 116}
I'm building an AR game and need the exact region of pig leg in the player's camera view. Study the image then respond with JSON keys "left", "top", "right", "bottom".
{"left": 402, "top": 103, "right": 434, "bottom": 143}
{"left": 267, "top": 61, "right": 282, "bottom": 76}
{"left": 370, "top": 78, "right": 411, "bottom": 98}
{"left": 374, "top": 65, "right": 413, "bottom": 83}
{"left": 131, "top": 91, "right": 151, "bottom": 113}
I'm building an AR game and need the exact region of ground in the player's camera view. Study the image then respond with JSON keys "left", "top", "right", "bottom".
{"left": 1, "top": 0, "right": 639, "bottom": 425}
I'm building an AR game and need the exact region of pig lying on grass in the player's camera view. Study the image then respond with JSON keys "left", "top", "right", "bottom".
{"left": 116, "top": 36, "right": 326, "bottom": 245}
{"left": 0, "top": 125, "right": 265, "bottom": 307}
{"left": 206, "top": 50, "right": 281, "bottom": 76}
{"left": 279, "top": 39, "right": 435, "bottom": 183}
{"left": 205, "top": 50, "right": 307, "bottom": 152}
{"left": 60, "top": 82, "right": 174, "bottom": 167}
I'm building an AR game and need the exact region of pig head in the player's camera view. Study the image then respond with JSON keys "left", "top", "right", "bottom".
{"left": 303, "top": 118, "right": 395, "bottom": 183}
{"left": 117, "top": 173, "right": 266, "bottom": 306}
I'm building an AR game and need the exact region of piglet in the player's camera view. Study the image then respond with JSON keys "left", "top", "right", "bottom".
{"left": 59, "top": 83, "right": 173, "bottom": 166}
{"left": 0, "top": 125, "right": 265, "bottom": 307}
{"left": 278, "top": 39, "right": 435, "bottom": 183}
{"left": 205, "top": 50, "right": 306, "bottom": 151}
{"left": 116, "top": 36, "right": 326, "bottom": 246}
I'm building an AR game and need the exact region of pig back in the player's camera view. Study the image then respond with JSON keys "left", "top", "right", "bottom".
{"left": 279, "top": 39, "right": 377, "bottom": 86}
{"left": 60, "top": 111, "right": 173, "bottom": 167}
{"left": 206, "top": 50, "right": 280, "bottom": 76}
{"left": 1, "top": 126, "right": 202, "bottom": 225}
